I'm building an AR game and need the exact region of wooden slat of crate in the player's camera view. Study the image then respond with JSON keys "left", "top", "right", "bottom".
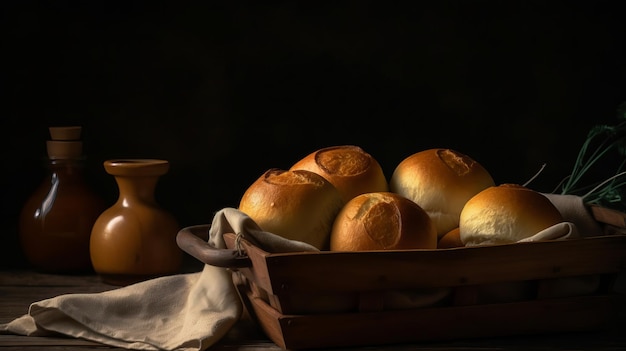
{"left": 226, "top": 234, "right": 626, "bottom": 295}
{"left": 244, "top": 287, "right": 617, "bottom": 350}
{"left": 591, "top": 205, "right": 626, "bottom": 228}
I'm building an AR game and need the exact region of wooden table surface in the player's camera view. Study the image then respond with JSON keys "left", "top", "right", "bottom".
{"left": 2, "top": 269, "right": 626, "bottom": 351}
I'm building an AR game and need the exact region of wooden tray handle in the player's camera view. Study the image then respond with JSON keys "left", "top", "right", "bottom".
{"left": 176, "top": 225, "right": 252, "bottom": 268}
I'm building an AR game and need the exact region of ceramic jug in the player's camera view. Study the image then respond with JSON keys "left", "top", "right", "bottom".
{"left": 90, "top": 159, "right": 183, "bottom": 285}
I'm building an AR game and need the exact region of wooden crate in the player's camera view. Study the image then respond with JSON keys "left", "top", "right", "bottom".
{"left": 183, "top": 206, "right": 626, "bottom": 350}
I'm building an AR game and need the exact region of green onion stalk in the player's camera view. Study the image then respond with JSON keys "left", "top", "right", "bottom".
{"left": 552, "top": 102, "right": 626, "bottom": 212}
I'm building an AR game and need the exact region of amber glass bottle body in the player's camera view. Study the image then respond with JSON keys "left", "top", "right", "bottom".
{"left": 19, "top": 157, "right": 106, "bottom": 273}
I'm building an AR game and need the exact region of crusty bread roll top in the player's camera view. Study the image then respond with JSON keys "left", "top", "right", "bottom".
{"left": 238, "top": 168, "right": 344, "bottom": 250}
{"left": 290, "top": 145, "right": 389, "bottom": 203}
{"left": 390, "top": 148, "right": 495, "bottom": 238}
{"left": 330, "top": 192, "right": 437, "bottom": 251}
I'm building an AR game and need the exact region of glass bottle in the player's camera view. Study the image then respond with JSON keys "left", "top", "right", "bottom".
{"left": 19, "top": 126, "right": 106, "bottom": 273}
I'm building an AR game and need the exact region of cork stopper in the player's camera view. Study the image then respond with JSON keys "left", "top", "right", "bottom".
{"left": 46, "top": 126, "right": 83, "bottom": 159}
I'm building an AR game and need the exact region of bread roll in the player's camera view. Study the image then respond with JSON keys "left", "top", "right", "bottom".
{"left": 290, "top": 145, "right": 388, "bottom": 203}
{"left": 459, "top": 184, "right": 564, "bottom": 246}
{"left": 239, "top": 168, "right": 344, "bottom": 250}
{"left": 330, "top": 192, "right": 437, "bottom": 251}
{"left": 438, "top": 227, "right": 464, "bottom": 249}
{"left": 389, "top": 148, "right": 495, "bottom": 239}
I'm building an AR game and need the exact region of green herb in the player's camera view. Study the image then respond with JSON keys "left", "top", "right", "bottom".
{"left": 553, "top": 102, "right": 626, "bottom": 210}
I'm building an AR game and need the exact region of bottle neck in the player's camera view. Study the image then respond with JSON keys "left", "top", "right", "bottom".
{"left": 114, "top": 176, "right": 159, "bottom": 205}
{"left": 45, "top": 158, "right": 87, "bottom": 180}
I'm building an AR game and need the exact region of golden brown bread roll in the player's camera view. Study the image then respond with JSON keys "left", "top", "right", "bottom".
{"left": 459, "top": 184, "right": 564, "bottom": 246}
{"left": 238, "top": 168, "right": 344, "bottom": 250}
{"left": 438, "top": 227, "right": 464, "bottom": 249}
{"left": 389, "top": 148, "right": 495, "bottom": 239}
{"left": 330, "top": 192, "right": 437, "bottom": 251}
{"left": 290, "top": 145, "right": 389, "bottom": 203}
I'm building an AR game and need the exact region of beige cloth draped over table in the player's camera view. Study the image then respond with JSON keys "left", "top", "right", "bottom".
{"left": 0, "top": 195, "right": 610, "bottom": 350}
{"left": 0, "top": 208, "right": 317, "bottom": 351}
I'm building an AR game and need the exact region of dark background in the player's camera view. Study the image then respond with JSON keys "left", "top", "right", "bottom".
{"left": 2, "top": 1, "right": 625, "bottom": 268}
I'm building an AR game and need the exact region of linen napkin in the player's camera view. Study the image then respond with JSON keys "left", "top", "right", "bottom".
{"left": 542, "top": 193, "right": 604, "bottom": 237}
{"left": 0, "top": 208, "right": 317, "bottom": 351}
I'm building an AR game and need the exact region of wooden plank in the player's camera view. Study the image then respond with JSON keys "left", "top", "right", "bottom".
{"left": 591, "top": 205, "right": 626, "bottom": 228}
{"left": 0, "top": 271, "right": 118, "bottom": 325}
{"left": 0, "top": 270, "right": 112, "bottom": 287}
{"left": 235, "top": 235, "right": 626, "bottom": 294}
{"left": 247, "top": 290, "right": 619, "bottom": 350}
